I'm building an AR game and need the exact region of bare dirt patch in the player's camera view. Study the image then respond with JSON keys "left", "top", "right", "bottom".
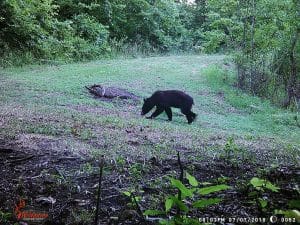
{"left": 0, "top": 138, "right": 299, "bottom": 224}
{"left": 66, "top": 101, "right": 141, "bottom": 119}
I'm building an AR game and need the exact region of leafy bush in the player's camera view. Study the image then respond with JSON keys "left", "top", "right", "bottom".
{"left": 0, "top": 0, "right": 111, "bottom": 65}
{"left": 202, "top": 30, "right": 226, "bottom": 53}
{"left": 144, "top": 172, "right": 230, "bottom": 224}
{"left": 0, "top": 0, "right": 56, "bottom": 51}
{"left": 72, "top": 14, "right": 109, "bottom": 43}
{"left": 37, "top": 20, "right": 76, "bottom": 60}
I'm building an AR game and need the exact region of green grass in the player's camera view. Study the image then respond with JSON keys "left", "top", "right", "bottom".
{"left": 202, "top": 66, "right": 300, "bottom": 142}
{"left": 0, "top": 55, "right": 299, "bottom": 165}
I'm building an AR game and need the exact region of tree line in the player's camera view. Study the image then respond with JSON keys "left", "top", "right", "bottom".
{"left": 0, "top": 0, "right": 299, "bottom": 107}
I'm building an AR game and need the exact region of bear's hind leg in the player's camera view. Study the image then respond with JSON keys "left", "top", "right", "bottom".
{"left": 165, "top": 108, "right": 172, "bottom": 121}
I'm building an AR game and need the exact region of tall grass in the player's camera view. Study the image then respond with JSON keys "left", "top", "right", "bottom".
{"left": 108, "top": 38, "right": 161, "bottom": 58}
{"left": 0, "top": 40, "right": 161, "bottom": 68}
{"left": 202, "top": 65, "right": 300, "bottom": 132}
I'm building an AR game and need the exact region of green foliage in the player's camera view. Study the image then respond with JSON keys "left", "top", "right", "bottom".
{"left": 274, "top": 197, "right": 300, "bottom": 223}
{"left": 202, "top": 65, "right": 300, "bottom": 145}
{"left": 0, "top": 0, "right": 211, "bottom": 66}
{"left": 191, "top": 0, "right": 300, "bottom": 106}
{"left": 72, "top": 14, "right": 109, "bottom": 43}
{"left": 70, "top": 209, "right": 94, "bottom": 224}
{"left": 193, "top": 198, "right": 222, "bottom": 208}
{"left": 1, "top": 0, "right": 299, "bottom": 95}
{"left": 186, "top": 172, "right": 198, "bottom": 187}
{"left": 0, "top": 211, "right": 12, "bottom": 223}
{"left": 38, "top": 14, "right": 109, "bottom": 61}
{"left": 108, "top": 0, "right": 193, "bottom": 52}
{"left": 289, "top": 200, "right": 300, "bottom": 209}
{"left": 202, "top": 30, "right": 226, "bottom": 53}
{"left": 223, "top": 137, "right": 240, "bottom": 161}
{"left": 198, "top": 184, "right": 230, "bottom": 195}
{"left": 258, "top": 198, "right": 268, "bottom": 208}
{"left": 169, "top": 177, "right": 193, "bottom": 198}
{"left": 0, "top": 0, "right": 56, "bottom": 50}
{"left": 236, "top": 0, "right": 299, "bottom": 106}
{"left": 200, "top": 0, "right": 241, "bottom": 53}
{"left": 143, "top": 209, "right": 165, "bottom": 216}
{"left": 144, "top": 171, "right": 230, "bottom": 224}
{"left": 128, "top": 163, "right": 146, "bottom": 178}
{"left": 0, "top": 0, "right": 109, "bottom": 65}
{"left": 219, "top": 136, "right": 250, "bottom": 165}
{"left": 123, "top": 190, "right": 142, "bottom": 206}
{"left": 248, "top": 177, "right": 280, "bottom": 214}
{"left": 165, "top": 197, "right": 173, "bottom": 212}
{"left": 274, "top": 210, "right": 300, "bottom": 223}
{"left": 250, "top": 177, "right": 280, "bottom": 192}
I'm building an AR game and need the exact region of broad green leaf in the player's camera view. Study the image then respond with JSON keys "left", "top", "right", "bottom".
{"left": 275, "top": 210, "right": 300, "bottom": 222}
{"left": 217, "top": 176, "right": 229, "bottom": 183}
{"left": 186, "top": 172, "right": 198, "bottom": 187}
{"left": 159, "top": 219, "right": 175, "bottom": 225}
{"left": 288, "top": 200, "right": 300, "bottom": 209}
{"left": 143, "top": 209, "right": 165, "bottom": 216}
{"left": 199, "top": 182, "right": 212, "bottom": 186}
{"left": 170, "top": 178, "right": 193, "bottom": 197}
{"left": 182, "top": 217, "right": 203, "bottom": 225}
{"left": 193, "top": 198, "right": 222, "bottom": 208}
{"left": 170, "top": 196, "right": 189, "bottom": 212}
{"left": 123, "top": 191, "right": 131, "bottom": 197}
{"left": 248, "top": 191, "right": 258, "bottom": 197}
{"left": 165, "top": 197, "right": 173, "bottom": 212}
{"left": 198, "top": 184, "right": 230, "bottom": 195}
{"left": 134, "top": 196, "right": 141, "bottom": 202}
{"left": 259, "top": 198, "right": 268, "bottom": 208}
{"left": 250, "top": 177, "right": 264, "bottom": 187}
{"left": 250, "top": 177, "right": 279, "bottom": 192}
{"left": 265, "top": 182, "right": 280, "bottom": 192}
{"left": 158, "top": 219, "right": 167, "bottom": 225}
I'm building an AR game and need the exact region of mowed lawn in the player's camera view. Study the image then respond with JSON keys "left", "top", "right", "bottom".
{"left": 0, "top": 55, "right": 299, "bottom": 165}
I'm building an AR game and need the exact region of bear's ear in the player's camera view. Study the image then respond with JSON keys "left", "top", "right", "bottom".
{"left": 143, "top": 98, "right": 146, "bottom": 102}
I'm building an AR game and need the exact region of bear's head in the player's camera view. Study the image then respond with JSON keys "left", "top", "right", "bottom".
{"left": 141, "top": 98, "right": 155, "bottom": 115}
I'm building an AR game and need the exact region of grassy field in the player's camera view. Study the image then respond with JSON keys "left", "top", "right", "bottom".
{"left": 0, "top": 55, "right": 299, "bottom": 165}
{"left": 1, "top": 55, "right": 300, "bottom": 224}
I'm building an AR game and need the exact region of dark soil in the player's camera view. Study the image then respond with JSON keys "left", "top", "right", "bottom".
{"left": 0, "top": 139, "right": 299, "bottom": 225}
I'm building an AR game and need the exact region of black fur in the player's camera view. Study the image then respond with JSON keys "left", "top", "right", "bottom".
{"left": 141, "top": 90, "right": 197, "bottom": 124}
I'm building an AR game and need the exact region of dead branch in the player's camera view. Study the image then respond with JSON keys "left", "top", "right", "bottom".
{"left": 8, "top": 155, "right": 34, "bottom": 164}
{"left": 94, "top": 155, "right": 105, "bottom": 225}
{"left": 130, "top": 191, "right": 146, "bottom": 222}
{"left": 177, "top": 151, "right": 184, "bottom": 215}
{"left": 0, "top": 148, "right": 13, "bottom": 153}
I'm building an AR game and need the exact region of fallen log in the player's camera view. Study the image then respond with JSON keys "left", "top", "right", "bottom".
{"left": 85, "top": 84, "right": 139, "bottom": 100}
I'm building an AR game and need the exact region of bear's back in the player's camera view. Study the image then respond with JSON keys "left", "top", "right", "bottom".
{"left": 151, "top": 90, "right": 194, "bottom": 108}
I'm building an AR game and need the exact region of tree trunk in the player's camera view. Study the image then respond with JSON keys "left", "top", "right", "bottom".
{"left": 237, "top": 0, "right": 247, "bottom": 89}
{"left": 283, "top": 28, "right": 299, "bottom": 108}
{"left": 250, "top": 0, "right": 255, "bottom": 93}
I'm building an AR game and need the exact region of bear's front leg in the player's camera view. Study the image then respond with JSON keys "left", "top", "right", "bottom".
{"left": 149, "top": 106, "right": 164, "bottom": 118}
{"left": 165, "top": 107, "right": 172, "bottom": 121}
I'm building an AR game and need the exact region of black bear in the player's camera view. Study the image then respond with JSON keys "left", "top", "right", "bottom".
{"left": 141, "top": 90, "right": 197, "bottom": 124}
